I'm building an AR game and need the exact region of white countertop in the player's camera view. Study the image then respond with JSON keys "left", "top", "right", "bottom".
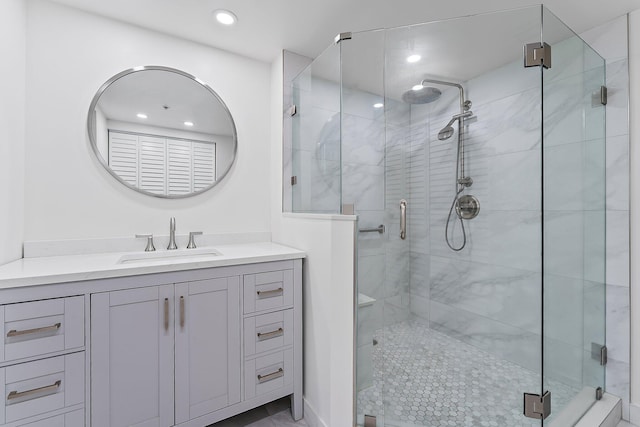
{"left": 0, "top": 242, "right": 305, "bottom": 290}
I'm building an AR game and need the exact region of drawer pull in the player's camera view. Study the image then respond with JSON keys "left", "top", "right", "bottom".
{"left": 257, "top": 327, "right": 284, "bottom": 341}
{"left": 256, "top": 288, "right": 283, "bottom": 298}
{"left": 7, "top": 322, "right": 61, "bottom": 338}
{"left": 7, "top": 380, "right": 61, "bottom": 401}
{"left": 257, "top": 368, "right": 284, "bottom": 384}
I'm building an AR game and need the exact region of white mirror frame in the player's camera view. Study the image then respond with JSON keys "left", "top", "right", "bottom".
{"left": 87, "top": 65, "right": 238, "bottom": 199}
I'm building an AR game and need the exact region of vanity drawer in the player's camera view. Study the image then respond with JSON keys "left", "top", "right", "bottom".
{"left": 244, "top": 309, "right": 293, "bottom": 358}
{"left": 1, "top": 297, "right": 84, "bottom": 364}
{"left": 243, "top": 270, "right": 293, "bottom": 314}
{"left": 244, "top": 348, "right": 293, "bottom": 400}
{"left": 13, "top": 408, "right": 84, "bottom": 427}
{"left": 1, "top": 352, "right": 84, "bottom": 424}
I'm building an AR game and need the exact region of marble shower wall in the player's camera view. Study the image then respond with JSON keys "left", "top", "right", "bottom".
{"left": 406, "top": 57, "right": 544, "bottom": 374}
{"left": 345, "top": 90, "right": 412, "bottom": 332}
{"left": 404, "top": 30, "right": 614, "bottom": 396}
{"left": 290, "top": 47, "right": 342, "bottom": 214}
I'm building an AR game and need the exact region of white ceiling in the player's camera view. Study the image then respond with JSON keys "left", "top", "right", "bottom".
{"left": 48, "top": 0, "right": 640, "bottom": 63}
{"left": 97, "top": 68, "right": 234, "bottom": 136}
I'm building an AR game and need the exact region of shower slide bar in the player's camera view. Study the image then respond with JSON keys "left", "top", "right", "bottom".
{"left": 359, "top": 225, "right": 385, "bottom": 234}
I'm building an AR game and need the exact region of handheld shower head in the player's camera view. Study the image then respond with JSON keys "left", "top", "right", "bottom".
{"left": 437, "top": 111, "right": 474, "bottom": 141}
{"left": 438, "top": 125, "right": 455, "bottom": 140}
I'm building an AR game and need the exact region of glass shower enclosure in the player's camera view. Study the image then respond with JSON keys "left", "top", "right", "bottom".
{"left": 291, "top": 5, "right": 606, "bottom": 426}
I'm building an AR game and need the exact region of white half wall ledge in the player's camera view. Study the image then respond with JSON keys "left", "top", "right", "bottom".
{"left": 283, "top": 212, "right": 358, "bottom": 221}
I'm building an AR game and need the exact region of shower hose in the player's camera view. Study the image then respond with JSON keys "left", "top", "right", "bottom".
{"left": 445, "top": 187, "right": 467, "bottom": 251}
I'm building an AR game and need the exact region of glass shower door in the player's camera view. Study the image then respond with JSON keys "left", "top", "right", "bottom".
{"left": 542, "top": 8, "right": 607, "bottom": 425}
{"left": 354, "top": 6, "right": 548, "bottom": 427}
{"left": 348, "top": 5, "right": 606, "bottom": 427}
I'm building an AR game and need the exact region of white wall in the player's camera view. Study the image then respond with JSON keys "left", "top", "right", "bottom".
{"left": 0, "top": 0, "right": 26, "bottom": 264}
{"left": 271, "top": 53, "right": 357, "bottom": 427}
{"left": 24, "top": 0, "right": 271, "bottom": 241}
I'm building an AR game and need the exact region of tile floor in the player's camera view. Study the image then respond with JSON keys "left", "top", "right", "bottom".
{"left": 209, "top": 397, "right": 308, "bottom": 427}
{"left": 357, "top": 320, "right": 581, "bottom": 427}
{"left": 206, "top": 319, "right": 631, "bottom": 427}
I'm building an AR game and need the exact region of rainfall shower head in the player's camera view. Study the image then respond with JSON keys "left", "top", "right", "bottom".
{"left": 402, "top": 86, "right": 442, "bottom": 104}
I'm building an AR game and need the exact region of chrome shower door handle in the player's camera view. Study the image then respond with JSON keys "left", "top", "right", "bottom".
{"left": 400, "top": 199, "right": 407, "bottom": 240}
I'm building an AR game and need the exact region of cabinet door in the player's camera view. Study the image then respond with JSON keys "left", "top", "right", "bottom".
{"left": 175, "top": 277, "right": 240, "bottom": 423}
{"left": 91, "top": 286, "right": 174, "bottom": 427}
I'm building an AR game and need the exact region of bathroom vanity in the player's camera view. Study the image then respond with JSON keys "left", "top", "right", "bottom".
{"left": 0, "top": 242, "right": 304, "bottom": 427}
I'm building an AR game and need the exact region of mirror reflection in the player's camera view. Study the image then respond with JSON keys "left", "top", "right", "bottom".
{"left": 88, "top": 66, "right": 237, "bottom": 198}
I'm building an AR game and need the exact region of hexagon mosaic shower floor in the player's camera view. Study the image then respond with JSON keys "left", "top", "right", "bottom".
{"left": 357, "top": 320, "right": 580, "bottom": 427}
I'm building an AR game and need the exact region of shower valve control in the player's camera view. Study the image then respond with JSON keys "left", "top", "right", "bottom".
{"left": 455, "top": 195, "right": 480, "bottom": 220}
{"left": 457, "top": 177, "right": 473, "bottom": 187}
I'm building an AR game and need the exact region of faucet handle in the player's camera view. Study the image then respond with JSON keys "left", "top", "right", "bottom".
{"left": 135, "top": 234, "right": 156, "bottom": 252}
{"left": 187, "top": 232, "right": 203, "bottom": 249}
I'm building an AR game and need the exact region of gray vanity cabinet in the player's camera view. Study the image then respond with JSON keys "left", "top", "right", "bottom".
{"left": 89, "top": 259, "right": 302, "bottom": 427}
{"left": 91, "top": 277, "right": 242, "bottom": 427}
{"left": 91, "top": 285, "right": 176, "bottom": 427}
{"left": 174, "top": 277, "right": 241, "bottom": 423}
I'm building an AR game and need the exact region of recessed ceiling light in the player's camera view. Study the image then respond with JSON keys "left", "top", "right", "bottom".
{"left": 136, "top": 113, "right": 147, "bottom": 119}
{"left": 184, "top": 121, "right": 194, "bottom": 127}
{"left": 407, "top": 54, "right": 421, "bottom": 63}
{"left": 214, "top": 9, "right": 237, "bottom": 26}
{"left": 373, "top": 103, "right": 384, "bottom": 109}
{"left": 412, "top": 84, "right": 424, "bottom": 91}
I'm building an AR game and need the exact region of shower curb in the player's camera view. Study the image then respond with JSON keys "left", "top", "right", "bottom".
{"left": 575, "top": 393, "right": 622, "bottom": 427}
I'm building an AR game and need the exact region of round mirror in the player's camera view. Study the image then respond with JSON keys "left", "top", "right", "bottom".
{"left": 87, "top": 66, "right": 237, "bottom": 198}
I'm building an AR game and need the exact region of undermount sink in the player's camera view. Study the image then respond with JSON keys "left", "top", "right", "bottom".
{"left": 117, "top": 247, "right": 222, "bottom": 264}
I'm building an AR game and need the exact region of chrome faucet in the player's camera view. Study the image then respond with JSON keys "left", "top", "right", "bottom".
{"left": 168, "top": 217, "right": 178, "bottom": 250}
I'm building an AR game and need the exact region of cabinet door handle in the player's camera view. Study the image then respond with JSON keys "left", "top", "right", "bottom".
{"left": 257, "top": 368, "right": 284, "bottom": 384}
{"left": 180, "top": 296, "right": 185, "bottom": 329}
{"left": 163, "top": 298, "right": 169, "bottom": 332}
{"left": 7, "top": 380, "right": 61, "bottom": 401}
{"left": 7, "top": 322, "right": 61, "bottom": 338}
{"left": 256, "top": 288, "right": 283, "bottom": 298}
{"left": 257, "top": 327, "right": 284, "bottom": 341}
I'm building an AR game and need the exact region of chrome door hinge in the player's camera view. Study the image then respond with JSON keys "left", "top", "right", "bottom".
{"left": 524, "top": 42, "right": 552, "bottom": 69}
{"left": 364, "top": 415, "right": 377, "bottom": 427}
{"left": 334, "top": 32, "right": 352, "bottom": 44}
{"left": 291, "top": 176, "right": 298, "bottom": 186}
{"left": 288, "top": 104, "right": 297, "bottom": 117}
{"left": 600, "top": 86, "right": 608, "bottom": 105}
{"left": 596, "top": 387, "right": 604, "bottom": 401}
{"left": 591, "top": 343, "right": 607, "bottom": 365}
{"left": 524, "top": 391, "right": 551, "bottom": 420}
